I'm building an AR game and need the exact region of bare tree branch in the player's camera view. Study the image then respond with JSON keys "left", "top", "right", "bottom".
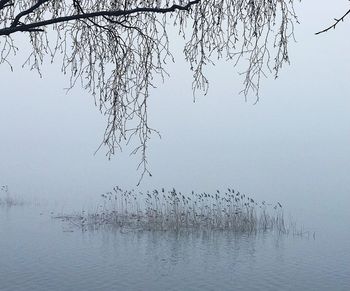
{"left": 316, "top": 7, "right": 350, "bottom": 35}
{"left": 11, "top": 0, "right": 50, "bottom": 28}
{"left": 1, "top": 1, "right": 200, "bottom": 35}
{"left": 0, "top": 0, "right": 299, "bottom": 182}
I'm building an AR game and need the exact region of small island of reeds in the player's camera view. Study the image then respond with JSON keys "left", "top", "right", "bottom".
{"left": 58, "top": 187, "right": 287, "bottom": 234}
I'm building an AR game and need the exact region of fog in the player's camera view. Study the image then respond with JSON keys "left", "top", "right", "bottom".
{"left": 1, "top": 0, "right": 349, "bottom": 228}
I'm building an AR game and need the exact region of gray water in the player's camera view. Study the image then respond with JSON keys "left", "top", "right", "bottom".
{"left": 1, "top": 203, "right": 349, "bottom": 291}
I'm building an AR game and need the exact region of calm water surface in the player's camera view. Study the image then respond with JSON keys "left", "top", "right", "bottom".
{"left": 1, "top": 204, "right": 349, "bottom": 291}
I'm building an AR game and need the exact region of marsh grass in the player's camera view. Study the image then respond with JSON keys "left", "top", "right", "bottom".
{"left": 0, "top": 185, "right": 24, "bottom": 207}
{"left": 58, "top": 187, "right": 288, "bottom": 234}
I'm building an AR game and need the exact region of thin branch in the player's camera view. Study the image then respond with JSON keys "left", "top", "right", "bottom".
{"left": 315, "top": 8, "right": 350, "bottom": 35}
{"left": 11, "top": 0, "right": 50, "bottom": 28}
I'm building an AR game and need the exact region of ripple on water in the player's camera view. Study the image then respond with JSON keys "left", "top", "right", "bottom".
{"left": 0, "top": 207, "right": 349, "bottom": 291}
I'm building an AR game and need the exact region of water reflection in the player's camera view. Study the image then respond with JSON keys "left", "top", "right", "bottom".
{"left": 0, "top": 206, "right": 349, "bottom": 291}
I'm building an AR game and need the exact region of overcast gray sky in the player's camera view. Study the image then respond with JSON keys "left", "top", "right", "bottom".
{"left": 0, "top": 1, "right": 349, "bottom": 223}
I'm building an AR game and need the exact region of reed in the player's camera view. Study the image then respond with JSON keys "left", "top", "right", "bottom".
{"left": 59, "top": 187, "right": 287, "bottom": 234}
{"left": 0, "top": 185, "right": 24, "bottom": 207}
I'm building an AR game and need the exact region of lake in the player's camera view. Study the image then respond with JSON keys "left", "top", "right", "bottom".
{"left": 1, "top": 1, "right": 350, "bottom": 289}
{"left": 1, "top": 199, "right": 349, "bottom": 291}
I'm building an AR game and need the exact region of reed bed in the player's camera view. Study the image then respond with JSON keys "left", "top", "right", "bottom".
{"left": 0, "top": 185, "right": 24, "bottom": 207}
{"left": 58, "top": 187, "right": 287, "bottom": 234}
